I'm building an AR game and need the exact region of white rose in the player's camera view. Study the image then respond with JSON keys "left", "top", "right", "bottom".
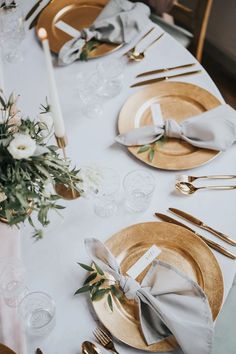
{"left": 0, "top": 191, "right": 7, "bottom": 202}
{"left": 39, "top": 112, "right": 54, "bottom": 137}
{"left": 7, "top": 133, "right": 36, "bottom": 160}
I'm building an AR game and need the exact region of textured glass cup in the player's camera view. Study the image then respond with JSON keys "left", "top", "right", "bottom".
{"left": 97, "top": 57, "right": 125, "bottom": 98}
{"left": 0, "top": 258, "right": 27, "bottom": 307}
{"left": 94, "top": 167, "right": 120, "bottom": 217}
{"left": 19, "top": 292, "right": 56, "bottom": 337}
{"left": 76, "top": 72, "right": 104, "bottom": 119}
{"left": 0, "top": 6, "right": 25, "bottom": 63}
{"left": 123, "top": 170, "right": 155, "bottom": 212}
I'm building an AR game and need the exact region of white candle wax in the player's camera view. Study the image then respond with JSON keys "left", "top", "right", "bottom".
{"left": 0, "top": 48, "right": 4, "bottom": 91}
{"left": 38, "top": 28, "right": 65, "bottom": 138}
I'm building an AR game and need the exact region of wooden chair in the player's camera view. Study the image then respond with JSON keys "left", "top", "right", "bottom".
{"left": 151, "top": 0, "right": 213, "bottom": 62}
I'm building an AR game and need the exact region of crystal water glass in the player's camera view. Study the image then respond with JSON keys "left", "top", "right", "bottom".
{"left": 19, "top": 291, "right": 56, "bottom": 337}
{"left": 123, "top": 170, "right": 155, "bottom": 212}
{"left": 0, "top": 258, "right": 27, "bottom": 307}
{"left": 94, "top": 167, "right": 120, "bottom": 217}
{"left": 97, "top": 57, "right": 125, "bottom": 98}
{"left": 76, "top": 72, "right": 104, "bottom": 119}
{"left": 0, "top": 6, "right": 25, "bottom": 63}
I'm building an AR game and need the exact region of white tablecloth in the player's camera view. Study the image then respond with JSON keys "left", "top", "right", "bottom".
{"left": 3, "top": 1, "right": 236, "bottom": 353}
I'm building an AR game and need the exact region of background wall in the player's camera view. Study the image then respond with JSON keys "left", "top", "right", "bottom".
{"left": 205, "top": 0, "right": 236, "bottom": 77}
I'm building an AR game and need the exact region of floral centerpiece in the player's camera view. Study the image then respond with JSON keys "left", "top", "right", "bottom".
{"left": 0, "top": 91, "right": 82, "bottom": 239}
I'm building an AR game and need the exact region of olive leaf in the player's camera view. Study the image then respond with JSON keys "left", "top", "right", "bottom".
{"left": 138, "top": 145, "right": 151, "bottom": 153}
{"left": 94, "top": 262, "right": 104, "bottom": 276}
{"left": 84, "top": 272, "right": 97, "bottom": 285}
{"left": 107, "top": 293, "right": 113, "bottom": 311}
{"left": 74, "top": 285, "right": 91, "bottom": 295}
{"left": 149, "top": 148, "right": 155, "bottom": 161}
{"left": 91, "top": 288, "right": 108, "bottom": 301}
{"left": 78, "top": 263, "right": 94, "bottom": 272}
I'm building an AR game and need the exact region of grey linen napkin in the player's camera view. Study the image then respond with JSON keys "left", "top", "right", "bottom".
{"left": 59, "top": 0, "right": 151, "bottom": 64}
{"left": 116, "top": 104, "right": 236, "bottom": 151}
{"left": 85, "top": 238, "right": 214, "bottom": 354}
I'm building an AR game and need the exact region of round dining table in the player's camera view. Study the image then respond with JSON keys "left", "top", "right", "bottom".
{"left": 3, "top": 1, "right": 236, "bottom": 353}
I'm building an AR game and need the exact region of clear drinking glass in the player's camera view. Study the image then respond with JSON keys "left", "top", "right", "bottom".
{"left": 0, "top": 258, "right": 27, "bottom": 307}
{"left": 94, "top": 167, "right": 120, "bottom": 217}
{"left": 76, "top": 72, "right": 104, "bottom": 119}
{"left": 97, "top": 57, "right": 125, "bottom": 98}
{"left": 0, "top": 5, "right": 25, "bottom": 63}
{"left": 123, "top": 170, "right": 155, "bottom": 212}
{"left": 19, "top": 291, "right": 56, "bottom": 337}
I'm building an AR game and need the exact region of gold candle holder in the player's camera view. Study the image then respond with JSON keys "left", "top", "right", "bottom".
{"left": 54, "top": 135, "right": 80, "bottom": 200}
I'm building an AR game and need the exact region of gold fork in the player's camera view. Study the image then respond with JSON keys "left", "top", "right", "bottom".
{"left": 123, "top": 27, "right": 155, "bottom": 56}
{"left": 176, "top": 174, "right": 236, "bottom": 183}
{"left": 93, "top": 327, "right": 119, "bottom": 354}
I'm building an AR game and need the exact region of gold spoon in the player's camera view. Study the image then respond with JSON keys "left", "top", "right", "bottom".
{"left": 82, "top": 341, "right": 102, "bottom": 354}
{"left": 129, "top": 33, "right": 164, "bottom": 62}
{"left": 176, "top": 182, "right": 236, "bottom": 195}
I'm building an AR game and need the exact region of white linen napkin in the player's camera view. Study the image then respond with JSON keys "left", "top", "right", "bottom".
{"left": 116, "top": 104, "right": 236, "bottom": 151}
{"left": 85, "top": 238, "right": 214, "bottom": 354}
{"left": 0, "top": 223, "right": 26, "bottom": 354}
{"left": 59, "top": 0, "right": 151, "bottom": 64}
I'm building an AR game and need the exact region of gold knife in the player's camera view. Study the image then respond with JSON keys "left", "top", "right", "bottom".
{"left": 130, "top": 70, "right": 201, "bottom": 88}
{"left": 25, "top": 0, "right": 43, "bottom": 21}
{"left": 136, "top": 63, "right": 196, "bottom": 78}
{"left": 169, "top": 208, "right": 236, "bottom": 246}
{"left": 155, "top": 213, "right": 236, "bottom": 259}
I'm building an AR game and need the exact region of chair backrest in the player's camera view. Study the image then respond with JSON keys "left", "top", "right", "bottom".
{"left": 170, "top": 0, "right": 213, "bottom": 61}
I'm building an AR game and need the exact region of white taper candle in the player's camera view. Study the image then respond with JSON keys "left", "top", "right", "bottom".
{"left": 38, "top": 28, "right": 65, "bottom": 138}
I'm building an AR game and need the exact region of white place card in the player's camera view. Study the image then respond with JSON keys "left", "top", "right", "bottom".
{"left": 127, "top": 245, "right": 161, "bottom": 279}
{"left": 55, "top": 20, "right": 81, "bottom": 38}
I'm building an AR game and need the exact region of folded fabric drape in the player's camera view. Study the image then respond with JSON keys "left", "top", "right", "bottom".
{"left": 144, "top": 0, "right": 174, "bottom": 15}
{"left": 0, "top": 224, "right": 26, "bottom": 354}
{"left": 85, "top": 238, "right": 214, "bottom": 354}
{"left": 116, "top": 104, "right": 236, "bottom": 151}
{"left": 59, "top": 0, "right": 151, "bottom": 64}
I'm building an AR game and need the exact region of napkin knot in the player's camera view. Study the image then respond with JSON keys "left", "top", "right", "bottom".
{"left": 119, "top": 275, "right": 140, "bottom": 300}
{"left": 165, "top": 119, "right": 182, "bottom": 139}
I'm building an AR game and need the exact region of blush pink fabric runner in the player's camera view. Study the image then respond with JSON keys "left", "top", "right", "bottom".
{"left": 0, "top": 223, "right": 26, "bottom": 354}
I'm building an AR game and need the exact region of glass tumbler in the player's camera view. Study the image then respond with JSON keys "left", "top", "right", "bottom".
{"left": 94, "top": 167, "right": 120, "bottom": 217}
{"left": 97, "top": 57, "right": 125, "bottom": 98}
{"left": 19, "top": 291, "right": 56, "bottom": 337}
{"left": 0, "top": 258, "right": 27, "bottom": 307}
{"left": 123, "top": 170, "right": 155, "bottom": 212}
{"left": 0, "top": 6, "right": 25, "bottom": 63}
{"left": 76, "top": 71, "right": 104, "bottom": 119}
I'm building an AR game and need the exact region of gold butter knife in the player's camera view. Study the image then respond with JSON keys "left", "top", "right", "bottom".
{"left": 169, "top": 208, "right": 236, "bottom": 246}
{"left": 130, "top": 70, "right": 201, "bottom": 88}
{"left": 136, "top": 63, "right": 196, "bottom": 78}
{"left": 155, "top": 213, "right": 236, "bottom": 259}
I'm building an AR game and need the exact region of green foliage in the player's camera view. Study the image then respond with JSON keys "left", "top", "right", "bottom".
{"left": 74, "top": 262, "right": 125, "bottom": 311}
{"left": 137, "top": 137, "right": 166, "bottom": 162}
{"left": 0, "top": 92, "right": 83, "bottom": 239}
{"left": 80, "top": 39, "right": 100, "bottom": 61}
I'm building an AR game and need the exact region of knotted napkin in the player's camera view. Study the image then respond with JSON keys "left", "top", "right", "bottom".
{"left": 85, "top": 238, "right": 214, "bottom": 354}
{"left": 116, "top": 104, "right": 236, "bottom": 151}
{"left": 59, "top": 0, "right": 150, "bottom": 64}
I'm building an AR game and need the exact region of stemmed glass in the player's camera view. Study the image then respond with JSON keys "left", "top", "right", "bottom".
{"left": 0, "top": 5, "right": 25, "bottom": 63}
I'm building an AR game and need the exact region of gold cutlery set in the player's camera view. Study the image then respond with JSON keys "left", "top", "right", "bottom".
{"left": 176, "top": 174, "right": 236, "bottom": 195}
{"left": 81, "top": 327, "right": 119, "bottom": 354}
{"left": 156, "top": 208, "right": 236, "bottom": 259}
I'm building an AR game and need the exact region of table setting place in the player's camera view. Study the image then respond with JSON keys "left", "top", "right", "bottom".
{"left": 0, "top": 0, "right": 236, "bottom": 353}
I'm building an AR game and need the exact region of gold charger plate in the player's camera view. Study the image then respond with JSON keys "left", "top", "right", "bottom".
{"left": 118, "top": 81, "right": 222, "bottom": 170}
{"left": 36, "top": 0, "right": 122, "bottom": 57}
{"left": 92, "top": 222, "right": 223, "bottom": 352}
{"left": 0, "top": 344, "right": 16, "bottom": 354}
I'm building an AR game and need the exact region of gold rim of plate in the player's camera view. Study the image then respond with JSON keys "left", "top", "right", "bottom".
{"left": 118, "top": 81, "right": 222, "bottom": 170}
{"left": 36, "top": 0, "right": 123, "bottom": 57}
{"left": 92, "top": 222, "right": 224, "bottom": 352}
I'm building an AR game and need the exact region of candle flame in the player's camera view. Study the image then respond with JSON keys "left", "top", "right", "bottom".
{"left": 38, "top": 28, "right": 48, "bottom": 40}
